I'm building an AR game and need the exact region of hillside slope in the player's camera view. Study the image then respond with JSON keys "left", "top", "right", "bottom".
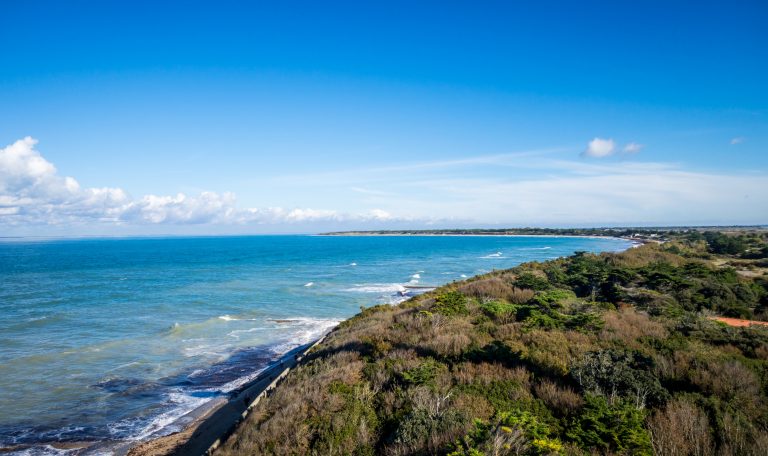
{"left": 220, "top": 233, "right": 768, "bottom": 455}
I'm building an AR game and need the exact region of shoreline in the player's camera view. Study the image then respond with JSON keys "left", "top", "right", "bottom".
{"left": 317, "top": 232, "right": 648, "bottom": 241}
{"left": 0, "top": 343, "right": 325, "bottom": 456}
{"left": 319, "top": 232, "right": 649, "bottom": 247}
{"left": 126, "top": 338, "right": 327, "bottom": 456}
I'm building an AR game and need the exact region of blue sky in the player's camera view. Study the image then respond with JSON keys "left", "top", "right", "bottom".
{"left": 1, "top": 1, "right": 766, "bottom": 235}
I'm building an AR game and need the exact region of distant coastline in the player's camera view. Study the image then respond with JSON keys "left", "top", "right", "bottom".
{"left": 320, "top": 226, "right": 768, "bottom": 245}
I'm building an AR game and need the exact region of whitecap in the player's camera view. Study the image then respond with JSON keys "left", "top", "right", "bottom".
{"left": 126, "top": 389, "right": 212, "bottom": 441}
{"left": 268, "top": 317, "right": 341, "bottom": 353}
{"left": 183, "top": 344, "right": 226, "bottom": 358}
{"left": 411, "top": 273, "right": 421, "bottom": 279}
{"left": 227, "top": 327, "right": 269, "bottom": 338}
{"left": 13, "top": 444, "right": 76, "bottom": 455}
{"left": 304, "top": 282, "right": 314, "bottom": 287}
{"left": 344, "top": 283, "right": 406, "bottom": 293}
{"left": 349, "top": 262, "right": 357, "bottom": 266}
{"left": 218, "top": 315, "right": 258, "bottom": 322}
{"left": 216, "top": 365, "right": 270, "bottom": 392}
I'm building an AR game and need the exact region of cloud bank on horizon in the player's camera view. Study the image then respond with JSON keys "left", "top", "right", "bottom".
{"left": 1, "top": 136, "right": 766, "bottom": 235}
{"left": 0, "top": 137, "right": 397, "bottom": 231}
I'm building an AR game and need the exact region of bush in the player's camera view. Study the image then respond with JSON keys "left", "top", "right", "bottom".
{"left": 571, "top": 349, "right": 668, "bottom": 408}
{"left": 401, "top": 359, "right": 444, "bottom": 387}
{"left": 705, "top": 232, "right": 747, "bottom": 255}
{"left": 534, "top": 380, "right": 584, "bottom": 416}
{"left": 531, "top": 288, "right": 576, "bottom": 308}
{"left": 648, "top": 397, "right": 714, "bottom": 456}
{"left": 458, "top": 278, "right": 534, "bottom": 304}
{"left": 514, "top": 272, "right": 552, "bottom": 291}
{"left": 450, "top": 408, "right": 562, "bottom": 456}
{"left": 480, "top": 300, "right": 519, "bottom": 323}
{"left": 390, "top": 408, "right": 467, "bottom": 455}
{"left": 600, "top": 308, "right": 667, "bottom": 344}
{"left": 567, "top": 395, "right": 651, "bottom": 455}
{"left": 433, "top": 291, "right": 470, "bottom": 316}
{"left": 449, "top": 419, "right": 529, "bottom": 456}
{"left": 523, "top": 309, "right": 564, "bottom": 330}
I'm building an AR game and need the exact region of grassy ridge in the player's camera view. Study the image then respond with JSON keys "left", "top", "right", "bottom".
{"left": 220, "top": 232, "right": 768, "bottom": 455}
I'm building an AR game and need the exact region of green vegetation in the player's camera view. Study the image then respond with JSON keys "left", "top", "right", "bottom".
{"left": 220, "top": 230, "right": 768, "bottom": 456}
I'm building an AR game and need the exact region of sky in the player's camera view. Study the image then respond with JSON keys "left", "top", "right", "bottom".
{"left": 1, "top": 0, "right": 767, "bottom": 235}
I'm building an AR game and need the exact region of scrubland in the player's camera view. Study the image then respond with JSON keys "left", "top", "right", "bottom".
{"left": 221, "top": 231, "right": 768, "bottom": 455}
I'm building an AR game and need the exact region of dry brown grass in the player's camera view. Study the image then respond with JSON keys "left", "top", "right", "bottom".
{"left": 606, "top": 243, "right": 688, "bottom": 268}
{"left": 491, "top": 322, "right": 524, "bottom": 342}
{"left": 515, "top": 330, "right": 596, "bottom": 376}
{"left": 217, "top": 348, "right": 373, "bottom": 456}
{"left": 425, "top": 332, "right": 473, "bottom": 358}
{"left": 648, "top": 398, "right": 714, "bottom": 456}
{"left": 599, "top": 308, "right": 668, "bottom": 346}
{"left": 458, "top": 277, "right": 535, "bottom": 304}
{"left": 690, "top": 359, "right": 761, "bottom": 410}
{"left": 453, "top": 362, "right": 531, "bottom": 388}
{"left": 534, "top": 379, "right": 584, "bottom": 416}
{"left": 451, "top": 391, "right": 494, "bottom": 421}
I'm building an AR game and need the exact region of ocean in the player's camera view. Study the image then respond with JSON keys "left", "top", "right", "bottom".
{"left": 0, "top": 234, "right": 632, "bottom": 453}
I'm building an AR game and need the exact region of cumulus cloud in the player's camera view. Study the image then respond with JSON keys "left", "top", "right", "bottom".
{"left": 582, "top": 137, "right": 616, "bottom": 158}
{"left": 0, "top": 137, "right": 400, "bottom": 227}
{"left": 0, "top": 137, "right": 131, "bottom": 224}
{"left": 623, "top": 142, "right": 644, "bottom": 154}
{"left": 730, "top": 137, "right": 746, "bottom": 145}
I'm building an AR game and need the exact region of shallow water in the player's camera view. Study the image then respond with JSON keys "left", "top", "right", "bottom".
{"left": 0, "top": 234, "right": 631, "bottom": 450}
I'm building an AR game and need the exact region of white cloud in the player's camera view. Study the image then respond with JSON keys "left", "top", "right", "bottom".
{"left": 0, "top": 137, "right": 403, "bottom": 228}
{"left": 623, "top": 142, "right": 644, "bottom": 154}
{"left": 367, "top": 209, "right": 393, "bottom": 221}
{"left": 0, "top": 137, "right": 131, "bottom": 225}
{"left": 381, "top": 166, "right": 768, "bottom": 226}
{"left": 730, "top": 137, "right": 746, "bottom": 145}
{"left": 2, "top": 137, "right": 766, "bottom": 232}
{"left": 583, "top": 137, "right": 615, "bottom": 158}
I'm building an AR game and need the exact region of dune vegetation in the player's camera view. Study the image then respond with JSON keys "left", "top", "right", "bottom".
{"left": 220, "top": 231, "right": 768, "bottom": 455}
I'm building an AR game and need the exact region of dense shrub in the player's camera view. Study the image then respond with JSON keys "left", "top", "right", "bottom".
{"left": 400, "top": 359, "right": 445, "bottom": 387}
{"left": 479, "top": 300, "right": 519, "bottom": 323}
{"left": 572, "top": 349, "right": 668, "bottom": 408}
{"left": 567, "top": 395, "right": 652, "bottom": 455}
{"left": 514, "top": 272, "right": 551, "bottom": 291}
{"left": 705, "top": 232, "right": 747, "bottom": 255}
{"left": 433, "top": 291, "right": 470, "bottom": 316}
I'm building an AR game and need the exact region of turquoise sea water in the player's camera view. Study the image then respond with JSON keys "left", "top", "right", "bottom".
{"left": 0, "top": 235, "right": 631, "bottom": 452}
